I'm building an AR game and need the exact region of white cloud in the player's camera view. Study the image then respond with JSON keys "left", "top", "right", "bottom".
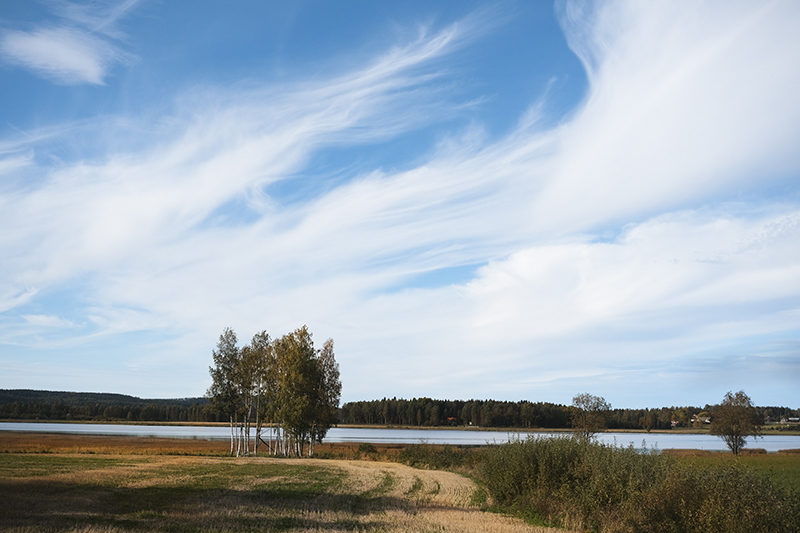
{"left": 23, "top": 314, "right": 74, "bottom": 328}
{"left": 538, "top": 0, "right": 800, "bottom": 235}
{"left": 53, "top": 0, "right": 142, "bottom": 40}
{"left": 0, "top": 18, "right": 478, "bottom": 328}
{"left": 0, "top": 151, "right": 33, "bottom": 176}
{"left": 0, "top": 1, "right": 141, "bottom": 86}
{"left": 465, "top": 209, "right": 800, "bottom": 341}
{"left": 0, "top": 288, "right": 38, "bottom": 314}
{"left": 0, "top": 1, "right": 799, "bottom": 405}
{"left": 0, "top": 26, "right": 132, "bottom": 85}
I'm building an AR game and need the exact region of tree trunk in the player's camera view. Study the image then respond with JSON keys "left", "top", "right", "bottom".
{"left": 229, "top": 418, "right": 235, "bottom": 456}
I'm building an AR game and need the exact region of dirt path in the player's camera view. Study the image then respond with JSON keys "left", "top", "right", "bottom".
{"left": 269, "top": 457, "right": 559, "bottom": 532}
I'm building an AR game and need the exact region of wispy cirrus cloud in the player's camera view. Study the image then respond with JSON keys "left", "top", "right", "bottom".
{"left": 0, "top": 0, "right": 138, "bottom": 85}
{"left": 0, "top": 26, "right": 130, "bottom": 85}
{"left": 0, "top": 16, "right": 478, "bottom": 326}
{"left": 1, "top": 1, "right": 799, "bottom": 406}
{"left": 539, "top": 0, "right": 800, "bottom": 235}
{"left": 23, "top": 314, "right": 74, "bottom": 328}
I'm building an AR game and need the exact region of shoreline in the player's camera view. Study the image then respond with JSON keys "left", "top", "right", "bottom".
{"left": 2, "top": 419, "right": 798, "bottom": 436}
{"left": 2, "top": 431, "right": 798, "bottom": 457}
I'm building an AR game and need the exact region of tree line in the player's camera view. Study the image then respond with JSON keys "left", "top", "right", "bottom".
{"left": 205, "top": 326, "right": 341, "bottom": 457}
{"left": 0, "top": 400, "right": 215, "bottom": 422}
{"left": 0, "top": 389, "right": 215, "bottom": 422}
{"left": 339, "top": 397, "right": 799, "bottom": 430}
{"left": 3, "top": 389, "right": 797, "bottom": 436}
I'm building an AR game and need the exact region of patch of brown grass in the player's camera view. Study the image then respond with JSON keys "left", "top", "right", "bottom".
{"left": 661, "top": 448, "right": 767, "bottom": 456}
{"left": 0, "top": 431, "right": 229, "bottom": 455}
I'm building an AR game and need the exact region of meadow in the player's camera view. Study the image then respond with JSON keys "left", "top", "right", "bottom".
{"left": 2, "top": 432, "right": 799, "bottom": 532}
{"left": 0, "top": 432, "right": 549, "bottom": 533}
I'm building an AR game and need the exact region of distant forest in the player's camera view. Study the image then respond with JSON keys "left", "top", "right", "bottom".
{"left": 1, "top": 390, "right": 798, "bottom": 429}
{"left": 0, "top": 389, "right": 217, "bottom": 423}
{"left": 339, "top": 398, "right": 800, "bottom": 431}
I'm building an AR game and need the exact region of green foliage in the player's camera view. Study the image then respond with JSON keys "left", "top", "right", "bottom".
{"left": 710, "top": 390, "right": 762, "bottom": 455}
{"left": 341, "top": 396, "right": 800, "bottom": 431}
{"left": 357, "top": 442, "right": 377, "bottom": 454}
{"left": 571, "top": 393, "right": 611, "bottom": 439}
{"left": 206, "top": 327, "right": 240, "bottom": 424}
{"left": 273, "top": 327, "right": 341, "bottom": 454}
{"left": 397, "top": 442, "right": 479, "bottom": 469}
{"left": 0, "top": 389, "right": 205, "bottom": 407}
{"left": 205, "top": 325, "right": 342, "bottom": 456}
{"left": 341, "top": 397, "right": 570, "bottom": 427}
{"left": 5, "top": 389, "right": 797, "bottom": 433}
{"left": 0, "top": 389, "right": 213, "bottom": 422}
{"left": 478, "top": 435, "right": 800, "bottom": 533}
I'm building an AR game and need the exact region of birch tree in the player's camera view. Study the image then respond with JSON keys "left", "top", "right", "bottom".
{"left": 311, "top": 338, "right": 341, "bottom": 454}
{"left": 273, "top": 326, "right": 318, "bottom": 456}
{"left": 249, "top": 331, "right": 274, "bottom": 456}
{"left": 207, "top": 325, "right": 342, "bottom": 458}
{"left": 206, "top": 328, "right": 240, "bottom": 455}
{"left": 235, "top": 345, "right": 258, "bottom": 456}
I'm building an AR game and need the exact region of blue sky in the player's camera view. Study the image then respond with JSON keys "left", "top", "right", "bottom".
{"left": 1, "top": 0, "right": 799, "bottom": 408}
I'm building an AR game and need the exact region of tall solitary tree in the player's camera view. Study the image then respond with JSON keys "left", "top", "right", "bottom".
{"left": 710, "top": 390, "right": 762, "bottom": 456}
{"left": 571, "top": 393, "right": 611, "bottom": 439}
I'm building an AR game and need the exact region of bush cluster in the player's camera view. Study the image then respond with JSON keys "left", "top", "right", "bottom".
{"left": 478, "top": 435, "right": 799, "bottom": 533}
{"left": 397, "top": 442, "right": 481, "bottom": 470}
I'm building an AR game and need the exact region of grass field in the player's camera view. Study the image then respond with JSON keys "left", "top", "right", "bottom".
{"left": 663, "top": 449, "right": 800, "bottom": 492}
{"left": 3, "top": 431, "right": 800, "bottom": 532}
{"left": 0, "top": 432, "right": 557, "bottom": 533}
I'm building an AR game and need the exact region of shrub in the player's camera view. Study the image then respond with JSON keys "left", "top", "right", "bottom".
{"left": 397, "top": 442, "right": 476, "bottom": 469}
{"left": 478, "top": 435, "right": 800, "bottom": 533}
{"left": 357, "top": 442, "right": 377, "bottom": 454}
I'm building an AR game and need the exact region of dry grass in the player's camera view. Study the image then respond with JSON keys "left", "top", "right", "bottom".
{"left": 661, "top": 447, "right": 769, "bottom": 456}
{"left": 777, "top": 448, "right": 800, "bottom": 454}
{"left": 0, "top": 431, "right": 230, "bottom": 455}
{"left": 0, "top": 432, "right": 409, "bottom": 458}
{"left": 0, "top": 432, "right": 565, "bottom": 532}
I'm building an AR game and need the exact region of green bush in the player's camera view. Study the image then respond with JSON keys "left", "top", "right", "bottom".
{"left": 478, "top": 435, "right": 800, "bottom": 533}
{"left": 357, "top": 442, "right": 377, "bottom": 454}
{"left": 397, "top": 442, "right": 477, "bottom": 469}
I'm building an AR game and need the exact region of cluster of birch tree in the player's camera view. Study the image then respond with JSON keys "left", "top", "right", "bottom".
{"left": 206, "top": 325, "right": 341, "bottom": 457}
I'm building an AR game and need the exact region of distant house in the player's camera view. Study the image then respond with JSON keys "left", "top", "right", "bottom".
{"left": 691, "top": 415, "right": 711, "bottom": 424}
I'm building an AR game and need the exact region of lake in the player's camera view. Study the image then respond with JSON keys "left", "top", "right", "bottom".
{"left": 2, "top": 422, "right": 799, "bottom": 451}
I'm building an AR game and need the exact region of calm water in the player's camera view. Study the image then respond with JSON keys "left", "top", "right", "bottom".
{"left": 2, "top": 422, "right": 799, "bottom": 451}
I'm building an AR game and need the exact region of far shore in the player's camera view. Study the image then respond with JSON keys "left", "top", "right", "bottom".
{"left": 2, "top": 419, "right": 798, "bottom": 436}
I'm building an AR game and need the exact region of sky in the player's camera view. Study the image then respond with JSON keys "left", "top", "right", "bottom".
{"left": 1, "top": 0, "right": 799, "bottom": 409}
